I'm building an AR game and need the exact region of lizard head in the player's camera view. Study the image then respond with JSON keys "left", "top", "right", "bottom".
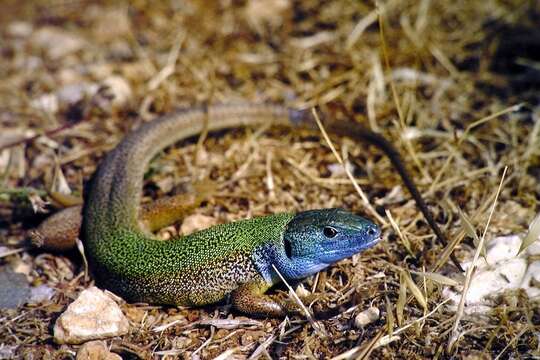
{"left": 277, "top": 208, "right": 380, "bottom": 279}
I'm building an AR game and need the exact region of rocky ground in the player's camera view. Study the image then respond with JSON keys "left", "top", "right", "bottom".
{"left": 0, "top": 0, "right": 539, "bottom": 359}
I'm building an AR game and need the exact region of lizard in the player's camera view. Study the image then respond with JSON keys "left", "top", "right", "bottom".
{"left": 31, "top": 103, "right": 460, "bottom": 317}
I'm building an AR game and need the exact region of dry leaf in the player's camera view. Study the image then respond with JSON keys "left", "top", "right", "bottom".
{"left": 402, "top": 270, "right": 427, "bottom": 311}
{"left": 459, "top": 208, "right": 485, "bottom": 258}
{"left": 397, "top": 271, "right": 407, "bottom": 326}
{"left": 518, "top": 212, "right": 540, "bottom": 255}
{"left": 411, "top": 271, "right": 461, "bottom": 287}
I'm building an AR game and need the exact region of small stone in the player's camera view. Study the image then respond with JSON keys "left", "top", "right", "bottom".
{"left": 54, "top": 287, "right": 129, "bottom": 344}
{"left": 485, "top": 235, "right": 521, "bottom": 264}
{"left": 180, "top": 214, "right": 217, "bottom": 235}
{"left": 155, "top": 176, "right": 175, "bottom": 193}
{"left": 354, "top": 306, "right": 380, "bottom": 328}
{"left": 20, "top": 56, "right": 43, "bottom": 71}
{"left": 172, "top": 336, "right": 191, "bottom": 349}
{"left": 76, "top": 341, "right": 121, "bottom": 360}
{"left": 29, "top": 285, "right": 56, "bottom": 304}
{"left": 7, "top": 21, "right": 33, "bottom": 37}
{"left": 525, "top": 235, "right": 540, "bottom": 256}
{"left": 327, "top": 162, "right": 354, "bottom": 177}
{"left": 0, "top": 267, "right": 31, "bottom": 309}
{"left": 57, "top": 83, "right": 99, "bottom": 106}
{"left": 244, "top": 0, "right": 291, "bottom": 31}
{"left": 466, "top": 258, "right": 527, "bottom": 305}
{"left": 443, "top": 233, "right": 540, "bottom": 314}
{"left": 31, "top": 27, "right": 86, "bottom": 60}
{"left": 31, "top": 93, "right": 59, "bottom": 114}
{"left": 121, "top": 62, "right": 154, "bottom": 82}
{"left": 100, "top": 76, "right": 132, "bottom": 109}
{"left": 295, "top": 283, "right": 311, "bottom": 298}
{"left": 0, "top": 345, "right": 17, "bottom": 359}
{"left": 195, "top": 148, "right": 209, "bottom": 165}
{"left": 521, "top": 261, "right": 540, "bottom": 299}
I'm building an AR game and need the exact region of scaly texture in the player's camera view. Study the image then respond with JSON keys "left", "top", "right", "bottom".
{"left": 79, "top": 102, "right": 453, "bottom": 315}
{"left": 82, "top": 104, "right": 306, "bottom": 306}
{"left": 93, "top": 213, "right": 295, "bottom": 306}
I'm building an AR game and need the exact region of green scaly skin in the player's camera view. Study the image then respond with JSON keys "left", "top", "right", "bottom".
{"left": 26, "top": 95, "right": 460, "bottom": 316}
{"left": 84, "top": 103, "right": 380, "bottom": 316}
{"left": 78, "top": 104, "right": 458, "bottom": 316}
{"left": 80, "top": 102, "right": 454, "bottom": 316}
{"left": 89, "top": 212, "right": 295, "bottom": 307}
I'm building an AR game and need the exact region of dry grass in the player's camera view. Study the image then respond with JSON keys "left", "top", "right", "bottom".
{"left": 1, "top": 0, "right": 539, "bottom": 358}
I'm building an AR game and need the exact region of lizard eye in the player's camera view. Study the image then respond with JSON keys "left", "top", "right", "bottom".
{"left": 323, "top": 226, "right": 338, "bottom": 238}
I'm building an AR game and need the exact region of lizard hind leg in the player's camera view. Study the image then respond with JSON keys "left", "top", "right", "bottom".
{"left": 31, "top": 180, "right": 217, "bottom": 251}
{"left": 139, "top": 179, "right": 217, "bottom": 232}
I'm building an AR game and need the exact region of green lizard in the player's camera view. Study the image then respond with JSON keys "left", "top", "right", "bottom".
{"left": 32, "top": 103, "right": 459, "bottom": 317}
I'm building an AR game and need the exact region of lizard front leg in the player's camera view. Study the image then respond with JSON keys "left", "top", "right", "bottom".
{"left": 231, "top": 276, "right": 314, "bottom": 317}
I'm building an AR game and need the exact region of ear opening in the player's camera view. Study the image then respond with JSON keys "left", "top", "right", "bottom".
{"left": 284, "top": 237, "right": 293, "bottom": 258}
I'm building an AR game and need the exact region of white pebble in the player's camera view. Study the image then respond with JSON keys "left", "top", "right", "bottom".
{"left": 354, "top": 306, "right": 380, "bottom": 328}
{"left": 295, "top": 284, "right": 311, "bottom": 298}
{"left": 31, "top": 27, "right": 86, "bottom": 60}
{"left": 7, "top": 21, "right": 33, "bottom": 38}
{"left": 466, "top": 258, "right": 527, "bottom": 304}
{"left": 30, "top": 93, "right": 58, "bottom": 114}
{"left": 30, "top": 285, "right": 55, "bottom": 304}
{"left": 443, "top": 233, "right": 540, "bottom": 314}
{"left": 101, "top": 76, "right": 132, "bottom": 109}
{"left": 54, "top": 287, "right": 129, "bottom": 344}
{"left": 57, "top": 83, "right": 99, "bottom": 105}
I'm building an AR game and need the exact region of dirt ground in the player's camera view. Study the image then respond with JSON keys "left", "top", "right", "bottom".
{"left": 0, "top": 0, "right": 539, "bottom": 359}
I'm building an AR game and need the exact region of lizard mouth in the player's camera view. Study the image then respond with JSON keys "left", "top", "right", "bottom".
{"left": 320, "top": 237, "right": 381, "bottom": 263}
